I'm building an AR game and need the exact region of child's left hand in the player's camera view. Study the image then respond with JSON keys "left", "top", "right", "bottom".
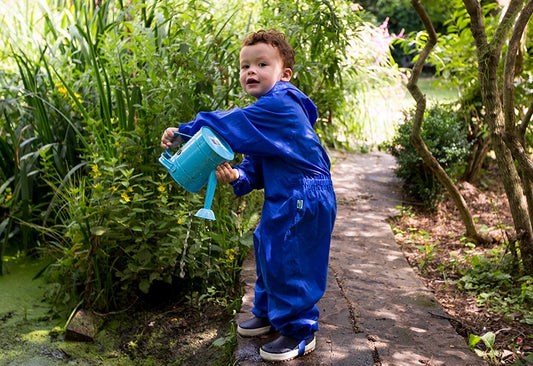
{"left": 161, "top": 127, "right": 182, "bottom": 149}
{"left": 216, "top": 163, "right": 239, "bottom": 184}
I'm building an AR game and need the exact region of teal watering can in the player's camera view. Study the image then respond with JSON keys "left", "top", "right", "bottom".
{"left": 159, "top": 126, "right": 234, "bottom": 220}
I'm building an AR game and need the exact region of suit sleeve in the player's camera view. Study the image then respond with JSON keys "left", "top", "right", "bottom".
{"left": 230, "top": 155, "right": 264, "bottom": 197}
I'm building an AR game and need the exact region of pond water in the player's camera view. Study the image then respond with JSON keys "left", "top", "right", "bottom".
{"left": 0, "top": 258, "right": 63, "bottom": 365}
{"left": 0, "top": 258, "right": 51, "bottom": 321}
{"left": 0, "top": 258, "right": 132, "bottom": 365}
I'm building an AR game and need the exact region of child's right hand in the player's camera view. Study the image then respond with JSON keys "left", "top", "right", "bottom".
{"left": 216, "top": 163, "right": 239, "bottom": 184}
{"left": 161, "top": 127, "right": 182, "bottom": 149}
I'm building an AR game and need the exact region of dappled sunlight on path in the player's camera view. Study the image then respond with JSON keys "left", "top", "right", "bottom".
{"left": 235, "top": 150, "right": 487, "bottom": 365}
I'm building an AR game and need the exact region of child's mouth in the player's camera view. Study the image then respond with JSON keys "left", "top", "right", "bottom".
{"left": 247, "top": 78, "right": 259, "bottom": 85}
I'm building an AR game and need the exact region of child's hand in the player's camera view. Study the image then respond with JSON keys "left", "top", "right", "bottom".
{"left": 216, "top": 163, "right": 239, "bottom": 184}
{"left": 161, "top": 127, "right": 182, "bottom": 149}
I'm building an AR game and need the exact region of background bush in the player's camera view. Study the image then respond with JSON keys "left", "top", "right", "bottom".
{"left": 386, "top": 103, "right": 472, "bottom": 209}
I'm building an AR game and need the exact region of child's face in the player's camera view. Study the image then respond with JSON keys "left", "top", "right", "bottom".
{"left": 239, "top": 43, "right": 292, "bottom": 98}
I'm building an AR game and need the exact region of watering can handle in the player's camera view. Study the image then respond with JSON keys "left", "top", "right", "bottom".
{"left": 173, "top": 131, "right": 192, "bottom": 139}
{"left": 164, "top": 131, "right": 193, "bottom": 154}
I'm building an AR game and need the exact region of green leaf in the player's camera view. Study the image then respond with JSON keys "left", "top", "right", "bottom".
{"left": 481, "top": 332, "right": 495, "bottom": 349}
{"left": 523, "top": 354, "right": 533, "bottom": 363}
{"left": 91, "top": 226, "right": 107, "bottom": 236}
{"left": 211, "top": 335, "right": 232, "bottom": 348}
{"left": 469, "top": 334, "right": 481, "bottom": 350}
{"left": 139, "top": 279, "right": 150, "bottom": 294}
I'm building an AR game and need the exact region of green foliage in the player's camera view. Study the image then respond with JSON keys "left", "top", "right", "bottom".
{"left": 40, "top": 133, "right": 259, "bottom": 312}
{"left": 395, "top": 1, "right": 499, "bottom": 80}
{"left": 252, "top": 0, "right": 405, "bottom": 148}
{"left": 360, "top": 0, "right": 455, "bottom": 33}
{"left": 469, "top": 331, "right": 499, "bottom": 362}
{"left": 396, "top": 2, "right": 509, "bottom": 182}
{"left": 0, "top": 0, "right": 404, "bottom": 313}
{"left": 362, "top": 0, "right": 422, "bottom": 34}
{"left": 386, "top": 103, "right": 471, "bottom": 208}
{"left": 455, "top": 244, "right": 533, "bottom": 362}
{"left": 458, "top": 244, "right": 533, "bottom": 326}
{"left": 415, "top": 239, "right": 440, "bottom": 272}
{"left": 359, "top": 0, "right": 453, "bottom": 66}
{"left": 0, "top": 0, "right": 258, "bottom": 312}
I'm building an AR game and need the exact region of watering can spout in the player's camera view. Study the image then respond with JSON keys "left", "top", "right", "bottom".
{"left": 195, "top": 170, "right": 217, "bottom": 220}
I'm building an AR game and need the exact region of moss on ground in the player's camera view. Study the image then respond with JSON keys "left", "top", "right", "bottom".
{"left": 0, "top": 258, "right": 234, "bottom": 365}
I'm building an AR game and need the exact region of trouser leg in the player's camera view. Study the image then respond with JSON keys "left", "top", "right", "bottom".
{"left": 257, "top": 186, "right": 336, "bottom": 340}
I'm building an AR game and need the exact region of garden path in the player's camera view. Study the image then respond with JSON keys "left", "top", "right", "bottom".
{"left": 234, "top": 150, "right": 488, "bottom": 366}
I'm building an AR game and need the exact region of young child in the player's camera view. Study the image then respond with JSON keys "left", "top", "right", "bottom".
{"left": 161, "top": 29, "right": 336, "bottom": 362}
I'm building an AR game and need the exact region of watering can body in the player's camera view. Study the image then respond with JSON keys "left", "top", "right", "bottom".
{"left": 159, "top": 126, "right": 234, "bottom": 220}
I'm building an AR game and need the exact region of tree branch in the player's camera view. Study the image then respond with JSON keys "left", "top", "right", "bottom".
{"left": 520, "top": 98, "right": 533, "bottom": 136}
{"left": 503, "top": 0, "right": 533, "bottom": 135}
{"left": 463, "top": 0, "right": 487, "bottom": 48}
{"left": 493, "top": 0, "right": 525, "bottom": 53}
{"left": 408, "top": 0, "right": 490, "bottom": 243}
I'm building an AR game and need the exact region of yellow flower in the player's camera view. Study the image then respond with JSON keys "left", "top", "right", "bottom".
{"left": 128, "top": 187, "right": 133, "bottom": 192}
{"left": 56, "top": 82, "right": 81, "bottom": 106}
{"left": 109, "top": 186, "right": 118, "bottom": 192}
{"left": 225, "top": 249, "right": 235, "bottom": 263}
{"left": 90, "top": 164, "right": 101, "bottom": 178}
{"left": 121, "top": 192, "right": 131, "bottom": 202}
{"left": 93, "top": 183, "right": 101, "bottom": 189}
{"left": 178, "top": 218, "right": 183, "bottom": 225}
{"left": 5, "top": 191, "right": 12, "bottom": 203}
{"left": 157, "top": 186, "right": 165, "bottom": 192}
{"left": 72, "top": 92, "right": 82, "bottom": 105}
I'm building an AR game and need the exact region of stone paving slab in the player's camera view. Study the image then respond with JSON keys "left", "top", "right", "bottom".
{"left": 234, "top": 151, "right": 487, "bottom": 365}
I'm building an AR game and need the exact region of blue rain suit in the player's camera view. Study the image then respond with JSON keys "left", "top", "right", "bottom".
{"left": 178, "top": 81, "right": 337, "bottom": 340}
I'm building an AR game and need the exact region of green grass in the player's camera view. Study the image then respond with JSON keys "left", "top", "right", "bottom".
{"left": 356, "top": 76, "right": 459, "bottom": 149}
{"left": 418, "top": 77, "right": 460, "bottom": 102}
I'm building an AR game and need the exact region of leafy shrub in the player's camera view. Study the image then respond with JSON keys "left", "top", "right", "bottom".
{"left": 386, "top": 103, "right": 471, "bottom": 208}
{"left": 40, "top": 129, "right": 261, "bottom": 312}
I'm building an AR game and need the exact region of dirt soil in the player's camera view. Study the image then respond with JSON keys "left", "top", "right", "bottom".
{"left": 388, "top": 162, "right": 533, "bottom": 365}
{"left": 108, "top": 300, "right": 234, "bottom": 365}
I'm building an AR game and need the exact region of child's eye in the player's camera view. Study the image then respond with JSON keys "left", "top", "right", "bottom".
{"left": 241, "top": 64, "right": 249, "bottom": 69}
{"left": 258, "top": 63, "right": 267, "bottom": 67}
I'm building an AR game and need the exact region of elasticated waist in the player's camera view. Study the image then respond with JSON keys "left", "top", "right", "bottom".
{"left": 300, "top": 175, "right": 333, "bottom": 188}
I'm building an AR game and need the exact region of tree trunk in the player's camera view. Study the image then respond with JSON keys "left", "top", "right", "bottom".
{"left": 464, "top": 0, "right": 533, "bottom": 272}
{"left": 462, "top": 135, "right": 491, "bottom": 182}
{"left": 501, "top": 0, "right": 533, "bottom": 271}
{"left": 409, "top": 0, "right": 490, "bottom": 243}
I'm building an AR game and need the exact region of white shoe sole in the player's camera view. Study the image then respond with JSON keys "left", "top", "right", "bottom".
{"left": 237, "top": 324, "right": 273, "bottom": 337}
{"left": 260, "top": 336, "right": 316, "bottom": 362}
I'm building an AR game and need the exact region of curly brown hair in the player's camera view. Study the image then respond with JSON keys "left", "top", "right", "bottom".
{"left": 241, "top": 29, "right": 295, "bottom": 70}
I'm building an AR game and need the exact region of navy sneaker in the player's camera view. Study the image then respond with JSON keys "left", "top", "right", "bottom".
{"left": 237, "top": 317, "right": 275, "bottom": 337}
{"left": 260, "top": 334, "right": 316, "bottom": 361}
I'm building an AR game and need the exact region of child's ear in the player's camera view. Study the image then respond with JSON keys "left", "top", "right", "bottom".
{"left": 281, "top": 68, "right": 293, "bottom": 81}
